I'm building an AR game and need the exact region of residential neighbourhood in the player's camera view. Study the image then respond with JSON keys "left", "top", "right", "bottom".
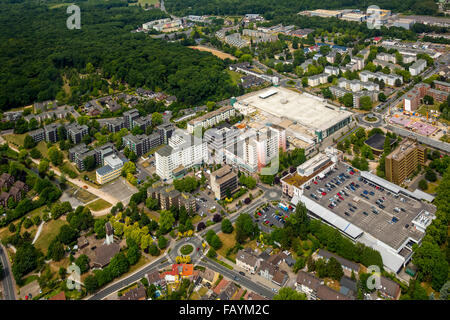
{"left": 0, "top": 0, "right": 449, "bottom": 305}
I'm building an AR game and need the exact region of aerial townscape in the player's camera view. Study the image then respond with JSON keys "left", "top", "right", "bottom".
{"left": 1, "top": 0, "right": 450, "bottom": 306}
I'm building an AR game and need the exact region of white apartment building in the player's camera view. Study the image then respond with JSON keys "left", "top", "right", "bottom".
{"left": 359, "top": 70, "right": 403, "bottom": 86}
{"left": 324, "top": 66, "right": 339, "bottom": 76}
{"left": 403, "top": 53, "right": 417, "bottom": 64}
{"left": 187, "top": 105, "right": 235, "bottom": 134}
{"left": 224, "top": 126, "right": 286, "bottom": 173}
{"left": 376, "top": 53, "right": 397, "bottom": 63}
{"left": 308, "top": 73, "right": 328, "bottom": 87}
{"left": 350, "top": 56, "right": 365, "bottom": 70}
{"left": 155, "top": 131, "right": 208, "bottom": 180}
{"left": 409, "top": 59, "right": 427, "bottom": 76}
{"left": 338, "top": 79, "right": 380, "bottom": 92}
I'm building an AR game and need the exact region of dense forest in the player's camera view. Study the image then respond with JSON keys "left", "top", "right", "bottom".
{"left": 164, "top": 0, "right": 439, "bottom": 17}
{"left": 0, "top": 1, "right": 238, "bottom": 111}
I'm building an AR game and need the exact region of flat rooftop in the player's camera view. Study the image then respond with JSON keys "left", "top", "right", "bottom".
{"left": 302, "top": 163, "right": 435, "bottom": 251}
{"left": 236, "top": 87, "right": 352, "bottom": 132}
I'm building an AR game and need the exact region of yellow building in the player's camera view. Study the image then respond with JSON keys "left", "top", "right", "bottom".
{"left": 385, "top": 138, "right": 426, "bottom": 185}
{"left": 96, "top": 155, "right": 124, "bottom": 184}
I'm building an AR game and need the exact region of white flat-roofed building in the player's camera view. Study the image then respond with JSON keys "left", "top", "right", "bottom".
{"left": 285, "top": 161, "right": 436, "bottom": 273}
{"left": 155, "top": 131, "right": 208, "bottom": 180}
{"left": 308, "top": 73, "right": 328, "bottom": 87}
{"left": 234, "top": 87, "right": 352, "bottom": 142}
{"left": 409, "top": 59, "right": 427, "bottom": 76}
{"left": 187, "top": 105, "right": 235, "bottom": 134}
{"left": 359, "top": 70, "right": 403, "bottom": 86}
{"left": 341, "top": 13, "right": 367, "bottom": 22}
{"left": 310, "top": 9, "right": 343, "bottom": 18}
{"left": 338, "top": 79, "right": 379, "bottom": 92}
{"left": 224, "top": 125, "right": 286, "bottom": 173}
{"left": 350, "top": 56, "right": 365, "bottom": 70}
{"left": 393, "top": 18, "right": 415, "bottom": 30}
{"left": 377, "top": 53, "right": 397, "bottom": 63}
{"left": 96, "top": 154, "right": 124, "bottom": 184}
{"left": 402, "top": 53, "right": 417, "bottom": 64}
{"left": 324, "top": 66, "right": 339, "bottom": 76}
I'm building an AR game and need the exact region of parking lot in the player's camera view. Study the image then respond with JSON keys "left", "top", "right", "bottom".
{"left": 304, "top": 163, "right": 435, "bottom": 251}
{"left": 255, "top": 203, "right": 295, "bottom": 233}
{"left": 100, "top": 177, "right": 138, "bottom": 205}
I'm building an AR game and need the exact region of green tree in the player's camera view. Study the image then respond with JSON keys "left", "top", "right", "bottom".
{"left": 341, "top": 93, "right": 354, "bottom": 108}
{"left": 38, "top": 159, "right": 49, "bottom": 175}
{"left": 94, "top": 218, "right": 107, "bottom": 238}
{"left": 75, "top": 254, "right": 90, "bottom": 274}
{"left": 206, "top": 247, "right": 216, "bottom": 258}
{"left": 24, "top": 135, "right": 36, "bottom": 149}
{"left": 273, "top": 287, "right": 306, "bottom": 300}
{"left": 158, "top": 210, "right": 175, "bottom": 234}
{"left": 158, "top": 235, "right": 168, "bottom": 249}
{"left": 48, "top": 146, "right": 64, "bottom": 166}
{"left": 418, "top": 179, "right": 428, "bottom": 191}
{"left": 83, "top": 155, "right": 96, "bottom": 171}
{"left": 84, "top": 275, "right": 98, "bottom": 293}
{"left": 359, "top": 96, "right": 372, "bottom": 111}
{"left": 221, "top": 218, "right": 234, "bottom": 234}
{"left": 235, "top": 213, "right": 258, "bottom": 243}
{"left": 47, "top": 239, "right": 65, "bottom": 261}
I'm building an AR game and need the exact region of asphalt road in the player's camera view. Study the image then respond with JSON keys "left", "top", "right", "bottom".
{"left": 198, "top": 258, "right": 275, "bottom": 299}
{"left": 87, "top": 255, "right": 172, "bottom": 300}
{"left": 0, "top": 245, "right": 15, "bottom": 300}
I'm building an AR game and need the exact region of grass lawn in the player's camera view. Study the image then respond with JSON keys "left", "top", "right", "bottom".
{"left": 226, "top": 70, "right": 242, "bottom": 85}
{"left": 20, "top": 275, "right": 39, "bottom": 288}
{"left": 144, "top": 209, "right": 160, "bottom": 222}
{"left": 198, "top": 286, "right": 208, "bottom": 297}
{"left": 34, "top": 219, "right": 68, "bottom": 255}
{"left": 4, "top": 133, "right": 26, "bottom": 147}
{"left": 191, "top": 215, "right": 202, "bottom": 224}
{"left": 425, "top": 178, "right": 440, "bottom": 194}
{"left": 217, "top": 231, "right": 237, "bottom": 261}
{"left": 190, "top": 292, "right": 201, "bottom": 300}
{"left": 86, "top": 199, "right": 112, "bottom": 211}
{"left": 61, "top": 161, "right": 79, "bottom": 178}
{"left": 421, "top": 282, "right": 440, "bottom": 299}
{"left": 138, "top": 0, "right": 159, "bottom": 5}
{"left": 36, "top": 141, "right": 49, "bottom": 158}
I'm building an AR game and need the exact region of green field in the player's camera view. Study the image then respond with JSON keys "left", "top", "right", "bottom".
{"left": 36, "top": 141, "right": 49, "bottom": 158}
{"left": 4, "top": 133, "right": 26, "bottom": 147}
{"left": 137, "top": 0, "right": 159, "bottom": 6}
{"left": 86, "top": 198, "right": 112, "bottom": 211}
{"left": 34, "top": 219, "right": 68, "bottom": 255}
{"left": 226, "top": 70, "right": 242, "bottom": 85}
